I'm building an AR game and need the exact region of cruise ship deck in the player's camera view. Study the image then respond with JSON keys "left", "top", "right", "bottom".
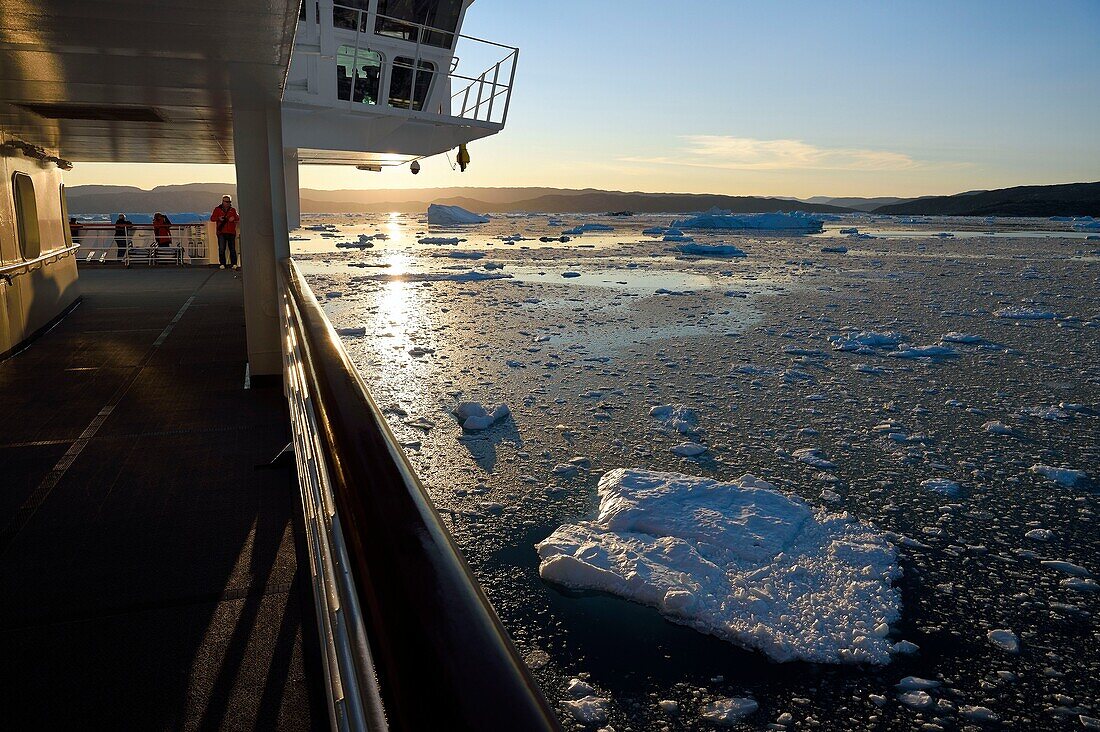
{"left": 0, "top": 268, "right": 326, "bottom": 729}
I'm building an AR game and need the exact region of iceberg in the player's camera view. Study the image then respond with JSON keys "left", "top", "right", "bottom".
{"left": 536, "top": 469, "right": 901, "bottom": 664}
{"left": 671, "top": 212, "right": 825, "bottom": 234}
{"left": 674, "top": 243, "right": 747, "bottom": 258}
{"left": 426, "top": 203, "right": 490, "bottom": 225}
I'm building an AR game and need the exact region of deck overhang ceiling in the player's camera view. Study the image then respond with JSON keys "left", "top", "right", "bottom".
{"left": 0, "top": 0, "right": 299, "bottom": 163}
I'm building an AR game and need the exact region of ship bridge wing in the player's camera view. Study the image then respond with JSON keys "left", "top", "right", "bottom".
{"left": 0, "top": 0, "right": 299, "bottom": 162}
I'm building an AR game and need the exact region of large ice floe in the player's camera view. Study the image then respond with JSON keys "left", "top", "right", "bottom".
{"left": 671, "top": 212, "right": 825, "bottom": 234}
{"left": 828, "top": 331, "right": 903, "bottom": 353}
{"left": 536, "top": 469, "right": 902, "bottom": 664}
{"left": 673, "top": 243, "right": 747, "bottom": 258}
{"left": 426, "top": 203, "right": 490, "bottom": 225}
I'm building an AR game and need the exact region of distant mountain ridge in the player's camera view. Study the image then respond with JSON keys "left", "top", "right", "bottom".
{"left": 64, "top": 184, "right": 851, "bottom": 215}
{"left": 872, "top": 182, "right": 1100, "bottom": 217}
{"left": 803, "top": 196, "right": 916, "bottom": 212}
{"left": 63, "top": 181, "right": 1100, "bottom": 218}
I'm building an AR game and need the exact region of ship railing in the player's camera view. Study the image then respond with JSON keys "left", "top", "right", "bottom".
{"left": 69, "top": 223, "right": 208, "bottom": 265}
{"left": 278, "top": 258, "right": 559, "bottom": 732}
{"left": 332, "top": 4, "right": 518, "bottom": 126}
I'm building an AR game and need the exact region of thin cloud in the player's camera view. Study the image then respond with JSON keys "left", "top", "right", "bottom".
{"left": 623, "top": 136, "right": 923, "bottom": 172}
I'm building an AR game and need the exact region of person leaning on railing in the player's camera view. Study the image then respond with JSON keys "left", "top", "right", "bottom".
{"left": 152, "top": 212, "right": 173, "bottom": 247}
{"left": 114, "top": 213, "right": 134, "bottom": 260}
{"left": 211, "top": 195, "right": 240, "bottom": 271}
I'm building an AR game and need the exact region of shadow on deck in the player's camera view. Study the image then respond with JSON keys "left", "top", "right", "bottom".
{"left": 0, "top": 267, "right": 325, "bottom": 730}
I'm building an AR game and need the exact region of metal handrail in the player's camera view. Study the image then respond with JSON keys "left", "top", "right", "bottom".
{"left": 71, "top": 224, "right": 209, "bottom": 263}
{"left": 281, "top": 272, "right": 388, "bottom": 732}
{"left": 0, "top": 244, "right": 80, "bottom": 281}
{"left": 279, "top": 258, "right": 559, "bottom": 732}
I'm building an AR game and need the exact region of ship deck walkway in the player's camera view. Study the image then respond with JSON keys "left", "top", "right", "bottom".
{"left": 0, "top": 267, "right": 325, "bottom": 730}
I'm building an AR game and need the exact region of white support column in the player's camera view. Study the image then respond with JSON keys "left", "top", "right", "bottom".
{"left": 284, "top": 148, "right": 301, "bottom": 231}
{"left": 231, "top": 102, "right": 290, "bottom": 378}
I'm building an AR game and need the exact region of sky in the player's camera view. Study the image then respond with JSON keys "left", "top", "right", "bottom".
{"left": 64, "top": 0, "right": 1100, "bottom": 198}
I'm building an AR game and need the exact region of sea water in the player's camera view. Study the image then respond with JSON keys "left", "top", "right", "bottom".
{"left": 296, "top": 211, "right": 1099, "bottom": 730}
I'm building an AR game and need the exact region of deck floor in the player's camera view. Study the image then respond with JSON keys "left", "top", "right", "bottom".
{"left": 0, "top": 267, "right": 325, "bottom": 730}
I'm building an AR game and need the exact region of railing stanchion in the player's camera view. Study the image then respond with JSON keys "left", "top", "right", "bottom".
{"left": 502, "top": 48, "right": 518, "bottom": 126}
{"left": 486, "top": 60, "right": 501, "bottom": 123}
{"left": 473, "top": 69, "right": 486, "bottom": 120}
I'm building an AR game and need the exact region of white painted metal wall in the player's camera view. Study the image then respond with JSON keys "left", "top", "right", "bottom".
{"left": 0, "top": 129, "right": 80, "bottom": 359}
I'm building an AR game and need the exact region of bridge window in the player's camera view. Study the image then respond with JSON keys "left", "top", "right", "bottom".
{"left": 376, "top": 0, "right": 462, "bottom": 48}
{"left": 12, "top": 173, "right": 41, "bottom": 259}
{"left": 334, "top": 0, "right": 369, "bottom": 31}
{"left": 337, "top": 45, "right": 383, "bottom": 105}
{"left": 389, "top": 57, "right": 434, "bottom": 111}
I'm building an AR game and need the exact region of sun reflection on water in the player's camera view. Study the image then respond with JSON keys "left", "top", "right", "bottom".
{"left": 379, "top": 280, "right": 410, "bottom": 337}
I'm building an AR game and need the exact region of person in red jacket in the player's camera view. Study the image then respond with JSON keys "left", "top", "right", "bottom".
{"left": 210, "top": 194, "right": 240, "bottom": 270}
{"left": 152, "top": 212, "right": 173, "bottom": 247}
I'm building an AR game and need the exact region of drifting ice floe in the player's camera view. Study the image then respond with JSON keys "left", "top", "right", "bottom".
{"left": 674, "top": 243, "right": 747, "bottom": 258}
{"left": 418, "top": 236, "right": 464, "bottom": 245}
{"left": 335, "top": 234, "right": 375, "bottom": 249}
{"left": 536, "top": 469, "right": 902, "bottom": 663}
{"left": 987, "top": 628, "right": 1020, "bottom": 654}
{"left": 920, "top": 478, "right": 962, "bottom": 496}
{"left": 453, "top": 401, "right": 510, "bottom": 431}
{"left": 793, "top": 447, "right": 836, "bottom": 469}
{"left": 562, "top": 679, "right": 610, "bottom": 724}
{"left": 353, "top": 270, "right": 512, "bottom": 283}
{"left": 562, "top": 223, "right": 614, "bottom": 235}
{"left": 671, "top": 212, "right": 825, "bottom": 234}
{"left": 896, "top": 676, "right": 940, "bottom": 691}
{"left": 828, "top": 331, "right": 903, "bottom": 353}
{"left": 649, "top": 404, "right": 698, "bottom": 433}
{"left": 994, "top": 306, "right": 1058, "bottom": 320}
{"left": 1030, "top": 464, "right": 1088, "bottom": 487}
{"left": 671, "top": 442, "right": 707, "bottom": 457}
{"left": 426, "top": 203, "right": 490, "bottom": 225}
{"left": 941, "top": 331, "right": 983, "bottom": 344}
{"left": 888, "top": 344, "right": 959, "bottom": 360}
{"left": 700, "top": 697, "right": 758, "bottom": 724}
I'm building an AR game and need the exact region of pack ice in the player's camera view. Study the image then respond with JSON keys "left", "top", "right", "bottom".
{"left": 536, "top": 469, "right": 902, "bottom": 664}
{"left": 426, "top": 203, "right": 490, "bottom": 225}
